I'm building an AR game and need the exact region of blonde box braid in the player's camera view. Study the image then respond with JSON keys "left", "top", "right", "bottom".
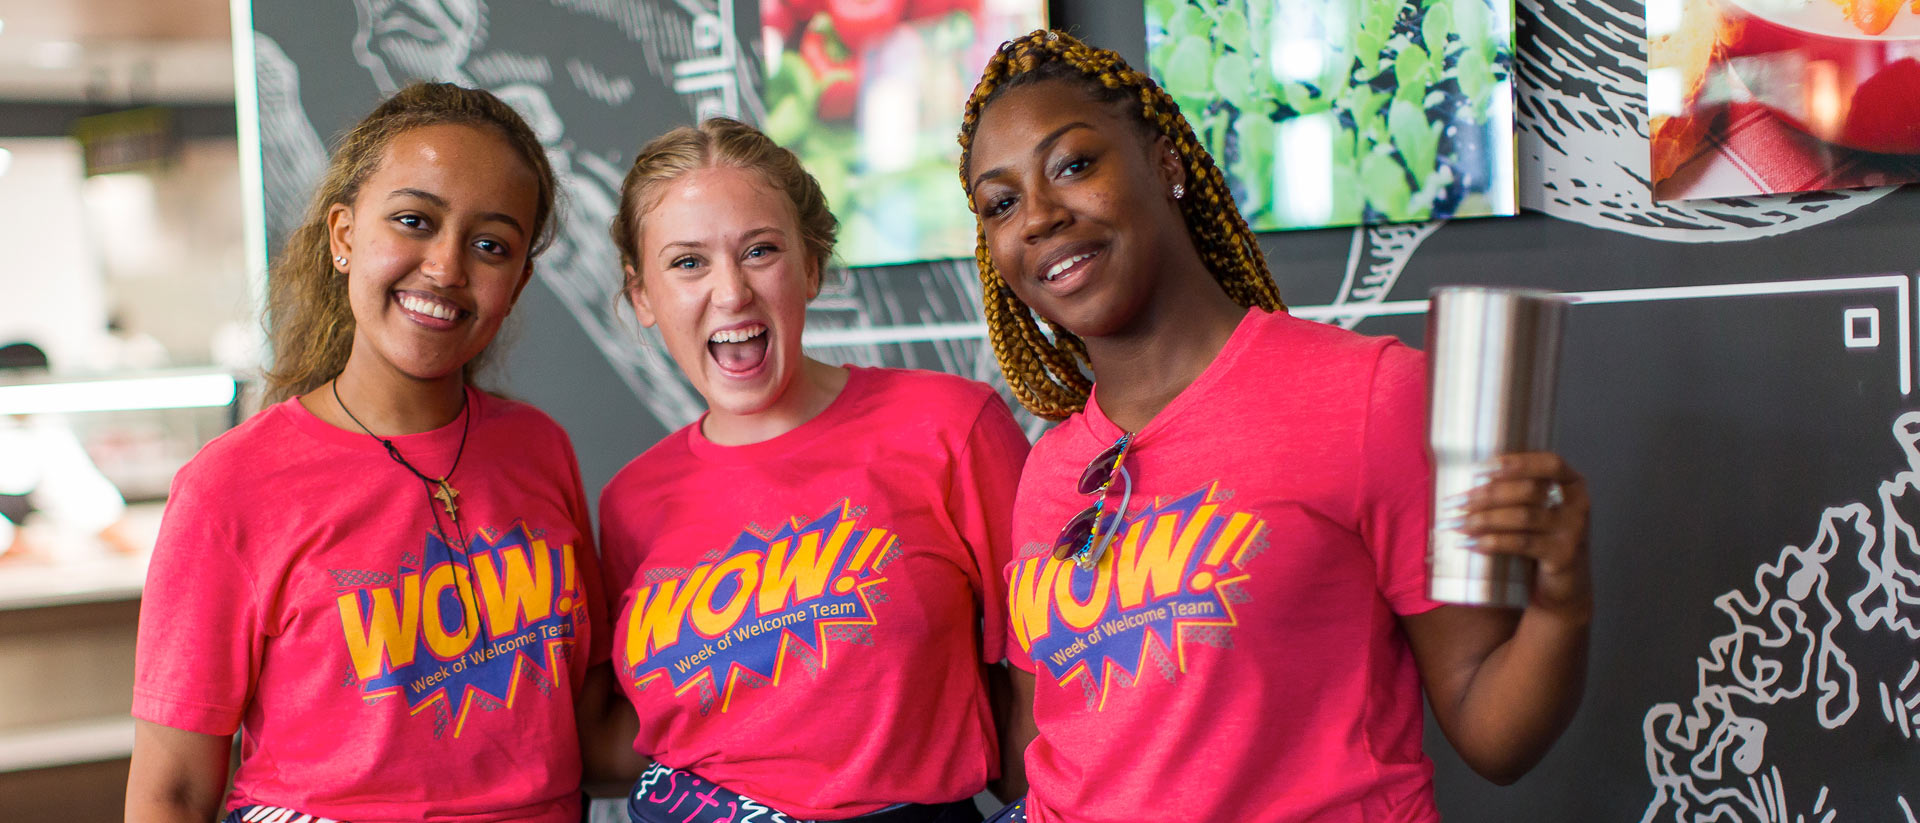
{"left": 958, "top": 29, "right": 1284, "bottom": 420}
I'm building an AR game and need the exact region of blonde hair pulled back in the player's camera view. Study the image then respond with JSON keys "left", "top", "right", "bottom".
{"left": 611, "top": 117, "right": 837, "bottom": 295}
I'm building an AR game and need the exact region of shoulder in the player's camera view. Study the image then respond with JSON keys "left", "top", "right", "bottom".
{"left": 846, "top": 367, "right": 1008, "bottom": 431}
{"left": 172, "top": 401, "right": 304, "bottom": 492}
{"left": 1243, "top": 309, "right": 1425, "bottom": 391}
{"left": 162, "top": 401, "right": 313, "bottom": 535}
{"left": 856, "top": 367, "right": 1000, "bottom": 409}
{"left": 471, "top": 392, "right": 588, "bottom": 471}
{"left": 601, "top": 423, "right": 696, "bottom": 504}
{"left": 1259, "top": 309, "right": 1413, "bottom": 362}
{"left": 475, "top": 392, "right": 570, "bottom": 442}
{"left": 1369, "top": 337, "right": 1425, "bottom": 392}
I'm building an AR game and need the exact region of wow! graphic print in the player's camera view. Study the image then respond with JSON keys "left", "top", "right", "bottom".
{"left": 332, "top": 522, "right": 585, "bottom": 739}
{"left": 1010, "top": 484, "right": 1269, "bottom": 710}
{"left": 620, "top": 501, "right": 898, "bottom": 714}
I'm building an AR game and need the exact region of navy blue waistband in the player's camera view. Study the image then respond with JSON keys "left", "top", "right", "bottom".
{"left": 626, "top": 764, "right": 982, "bottom": 823}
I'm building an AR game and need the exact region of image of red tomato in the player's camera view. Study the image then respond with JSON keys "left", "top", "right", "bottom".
{"left": 906, "top": 0, "right": 979, "bottom": 20}
{"left": 800, "top": 21, "right": 863, "bottom": 121}
{"left": 763, "top": 0, "right": 826, "bottom": 39}
{"left": 826, "top": 0, "right": 905, "bottom": 53}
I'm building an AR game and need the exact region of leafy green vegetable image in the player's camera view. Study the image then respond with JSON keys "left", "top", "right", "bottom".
{"left": 1146, "top": 0, "right": 1516, "bottom": 230}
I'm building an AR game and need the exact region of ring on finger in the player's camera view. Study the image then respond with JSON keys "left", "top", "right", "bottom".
{"left": 1543, "top": 481, "right": 1566, "bottom": 510}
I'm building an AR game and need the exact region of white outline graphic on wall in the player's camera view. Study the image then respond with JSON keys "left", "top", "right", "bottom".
{"left": 1641, "top": 412, "right": 1920, "bottom": 822}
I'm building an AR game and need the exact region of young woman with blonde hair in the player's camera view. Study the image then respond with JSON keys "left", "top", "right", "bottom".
{"left": 580, "top": 117, "right": 1030, "bottom": 823}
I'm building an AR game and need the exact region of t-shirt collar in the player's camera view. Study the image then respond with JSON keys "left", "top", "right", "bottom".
{"left": 684, "top": 366, "right": 869, "bottom": 464}
{"left": 1079, "top": 305, "right": 1266, "bottom": 449}
{"left": 284, "top": 384, "right": 482, "bottom": 460}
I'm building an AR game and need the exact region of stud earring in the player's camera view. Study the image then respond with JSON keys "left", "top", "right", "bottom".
{"left": 1171, "top": 183, "right": 1186, "bottom": 199}
{"left": 334, "top": 256, "right": 348, "bottom": 270}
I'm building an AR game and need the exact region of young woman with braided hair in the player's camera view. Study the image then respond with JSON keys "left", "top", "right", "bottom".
{"left": 128, "top": 82, "right": 606, "bottom": 823}
{"left": 960, "top": 31, "right": 1592, "bottom": 822}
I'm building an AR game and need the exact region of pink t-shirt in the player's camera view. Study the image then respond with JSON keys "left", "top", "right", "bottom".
{"left": 1007, "top": 309, "right": 1443, "bottom": 823}
{"left": 134, "top": 388, "right": 607, "bottom": 823}
{"left": 600, "top": 367, "right": 1029, "bottom": 820}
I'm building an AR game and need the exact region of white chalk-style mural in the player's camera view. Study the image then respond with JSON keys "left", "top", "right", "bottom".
{"left": 257, "top": 0, "right": 689, "bottom": 432}
{"left": 1332, "top": 0, "right": 1903, "bottom": 319}
{"left": 254, "top": 0, "right": 1018, "bottom": 439}
{"left": 1641, "top": 412, "right": 1920, "bottom": 823}
{"left": 1504, "top": 5, "right": 1913, "bottom": 807}
{"left": 1511, "top": 0, "right": 1890, "bottom": 241}
{"left": 252, "top": 0, "right": 1907, "bottom": 421}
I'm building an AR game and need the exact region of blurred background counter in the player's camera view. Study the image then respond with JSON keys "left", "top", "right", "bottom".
{"left": 0, "top": 372, "right": 244, "bottom": 820}
{"left": 0, "top": 0, "right": 250, "bottom": 816}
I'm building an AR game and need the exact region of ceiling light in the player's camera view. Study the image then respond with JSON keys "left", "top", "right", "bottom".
{"left": 0, "top": 19, "right": 8, "bottom": 37}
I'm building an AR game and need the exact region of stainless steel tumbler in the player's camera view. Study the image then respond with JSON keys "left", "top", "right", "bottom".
{"left": 1425, "top": 286, "right": 1567, "bottom": 609}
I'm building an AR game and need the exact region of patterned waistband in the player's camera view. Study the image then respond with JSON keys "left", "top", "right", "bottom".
{"left": 222, "top": 806, "right": 345, "bottom": 823}
{"left": 626, "top": 763, "right": 982, "bottom": 823}
{"left": 981, "top": 799, "right": 1025, "bottom": 823}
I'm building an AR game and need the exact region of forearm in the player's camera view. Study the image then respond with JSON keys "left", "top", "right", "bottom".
{"left": 126, "top": 719, "right": 231, "bottom": 823}
{"left": 580, "top": 724, "right": 649, "bottom": 797}
{"left": 577, "top": 663, "right": 651, "bottom": 796}
{"left": 126, "top": 793, "right": 225, "bottom": 823}
{"left": 987, "top": 664, "right": 1036, "bottom": 801}
{"left": 1440, "top": 608, "right": 1589, "bottom": 784}
{"left": 1422, "top": 450, "right": 1595, "bottom": 783}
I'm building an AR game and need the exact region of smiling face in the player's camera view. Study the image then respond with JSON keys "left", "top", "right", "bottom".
{"left": 628, "top": 165, "right": 819, "bottom": 424}
{"left": 328, "top": 123, "right": 539, "bottom": 387}
{"left": 968, "top": 79, "right": 1190, "bottom": 340}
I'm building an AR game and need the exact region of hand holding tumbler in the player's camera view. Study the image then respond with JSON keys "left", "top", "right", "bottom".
{"left": 1425, "top": 286, "right": 1568, "bottom": 609}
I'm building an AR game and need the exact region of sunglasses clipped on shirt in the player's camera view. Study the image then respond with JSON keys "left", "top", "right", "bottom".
{"left": 1054, "top": 433, "right": 1133, "bottom": 570}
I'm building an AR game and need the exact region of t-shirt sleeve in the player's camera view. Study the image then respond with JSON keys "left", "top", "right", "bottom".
{"left": 1358, "top": 341, "right": 1443, "bottom": 616}
{"left": 948, "top": 393, "right": 1031, "bottom": 664}
{"left": 132, "top": 469, "right": 263, "bottom": 736}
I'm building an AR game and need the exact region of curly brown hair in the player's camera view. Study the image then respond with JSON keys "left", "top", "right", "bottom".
{"left": 263, "top": 81, "right": 559, "bottom": 404}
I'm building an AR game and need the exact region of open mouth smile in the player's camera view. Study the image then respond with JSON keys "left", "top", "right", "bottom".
{"left": 708, "top": 323, "right": 770, "bottom": 376}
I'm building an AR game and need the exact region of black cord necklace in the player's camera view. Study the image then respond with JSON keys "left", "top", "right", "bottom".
{"left": 331, "top": 379, "right": 480, "bottom": 632}
{"left": 332, "top": 379, "right": 471, "bottom": 522}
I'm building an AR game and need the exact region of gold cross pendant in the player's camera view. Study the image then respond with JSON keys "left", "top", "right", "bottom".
{"left": 432, "top": 479, "right": 460, "bottom": 519}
